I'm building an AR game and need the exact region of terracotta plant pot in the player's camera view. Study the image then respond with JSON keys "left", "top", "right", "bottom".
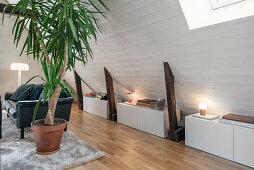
{"left": 31, "top": 118, "right": 66, "bottom": 155}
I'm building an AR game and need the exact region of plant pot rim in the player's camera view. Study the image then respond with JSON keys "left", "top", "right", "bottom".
{"left": 32, "top": 118, "right": 66, "bottom": 126}
{"left": 31, "top": 118, "right": 66, "bottom": 133}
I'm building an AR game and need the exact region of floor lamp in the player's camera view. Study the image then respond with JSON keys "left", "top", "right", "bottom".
{"left": 10, "top": 63, "right": 29, "bottom": 87}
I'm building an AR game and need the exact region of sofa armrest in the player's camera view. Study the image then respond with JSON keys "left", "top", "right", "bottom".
{"left": 16, "top": 97, "right": 74, "bottom": 108}
{"left": 16, "top": 100, "right": 48, "bottom": 107}
{"left": 5, "top": 92, "right": 13, "bottom": 100}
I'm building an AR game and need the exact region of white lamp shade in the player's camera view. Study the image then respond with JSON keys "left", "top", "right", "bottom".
{"left": 10, "top": 63, "right": 29, "bottom": 71}
{"left": 199, "top": 102, "right": 207, "bottom": 109}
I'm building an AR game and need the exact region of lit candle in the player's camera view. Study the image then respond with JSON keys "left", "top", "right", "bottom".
{"left": 199, "top": 102, "right": 207, "bottom": 116}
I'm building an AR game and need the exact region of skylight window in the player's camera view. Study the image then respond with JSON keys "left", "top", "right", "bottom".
{"left": 210, "top": 0, "right": 246, "bottom": 9}
{"left": 179, "top": 0, "right": 254, "bottom": 30}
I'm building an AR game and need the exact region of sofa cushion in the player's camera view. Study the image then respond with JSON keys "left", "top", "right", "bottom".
{"left": 5, "top": 92, "right": 13, "bottom": 100}
{"left": 38, "top": 87, "right": 70, "bottom": 99}
{"left": 59, "top": 88, "right": 71, "bottom": 98}
{"left": 26, "top": 84, "right": 43, "bottom": 100}
{"left": 10, "top": 84, "right": 33, "bottom": 101}
{"left": 8, "top": 107, "right": 17, "bottom": 118}
{"left": 59, "top": 90, "right": 67, "bottom": 98}
{"left": 38, "top": 89, "right": 45, "bottom": 99}
{"left": 8, "top": 100, "right": 17, "bottom": 110}
{"left": 3, "top": 100, "right": 12, "bottom": 112}
{"left": 3, "top": 100, "right": 17, "bottom": 118}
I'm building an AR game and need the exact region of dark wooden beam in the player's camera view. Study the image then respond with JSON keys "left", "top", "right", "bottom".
{"left": 104, "top": 67, "right": 117, "bottom": 121}
{"left": 0, "top": 3, "right": 28, "bottom": 16}
{"left": 0, "top": 3, "right": 15, "bottom": 14}
{"left": 74, "top": 70, "right": 83, "bottom": 110}
{"left": 163, "top": 62, "right": 184, "bottom": 142}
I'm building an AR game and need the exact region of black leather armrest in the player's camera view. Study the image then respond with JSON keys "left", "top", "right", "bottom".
{"left": 16, "top": 97, "right": 74, "bottom": 108}
{"left": 5, "top": 92, "right": 13, "bottom": 100}
{"left": 16, "top": 99, "right": 48, "bottom": 107}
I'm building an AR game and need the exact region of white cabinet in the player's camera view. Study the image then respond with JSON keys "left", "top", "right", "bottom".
{"left": 117, "top": 103, "right": 169, "bottom": 138}
{"left": 83, "top": 97, "right": 108, "bottom": 119}
{"left": 234, "top": 126, "right": 254, "bottom": 168}
{"left": 138, "top": 109, "right": 165, "bottom": 137}
{"left": 83, "top": 96, "right": 122, "bottom": 119}
{"left": 117, "top": 103, "right": 138, "bottom": 129}
{"left": 185, "top": 116, "right": 234, "bottom": 161}
{"left": 186, "top": 115, "right": 254, "bottom": 168}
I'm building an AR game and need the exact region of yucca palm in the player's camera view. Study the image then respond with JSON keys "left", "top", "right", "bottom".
{"left": 2, "top": 0, "right": 108, "bottom": 125}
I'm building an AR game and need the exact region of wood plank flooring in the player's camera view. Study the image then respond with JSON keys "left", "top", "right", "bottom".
{"left": 67, "top": 103, "right": 252, "bottom": 170}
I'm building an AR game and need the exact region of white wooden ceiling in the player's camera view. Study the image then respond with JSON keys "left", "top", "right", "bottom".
{"left": 65, "top": 0, "right": 254, "bottom": 116}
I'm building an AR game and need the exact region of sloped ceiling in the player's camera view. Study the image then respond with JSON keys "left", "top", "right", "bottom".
{"left": 64, "top": 0, "right": 254, "bottom": 116}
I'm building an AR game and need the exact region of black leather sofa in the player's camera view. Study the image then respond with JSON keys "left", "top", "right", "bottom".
{"left": 3, "top": 84, "right": 74, "bottom": 139}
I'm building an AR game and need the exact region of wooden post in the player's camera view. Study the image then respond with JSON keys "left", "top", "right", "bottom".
{"left": 163, "top": 62, "right": 184, "bottom": 142}
{"left": 0, "top": 3, "right": 15, "bottom": 14}
{"left": 74, "top": 70, "right": 83, "bottom": 110}
{"left": 104, "top": 67, "right": 117, "bottom": 121}
{"left": 0, "top": 3, "right": 29, "bottom": 16}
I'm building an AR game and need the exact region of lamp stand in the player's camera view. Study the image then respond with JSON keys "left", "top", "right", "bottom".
{"left": 18, "top": 70, "right": 22, "bottom": 87}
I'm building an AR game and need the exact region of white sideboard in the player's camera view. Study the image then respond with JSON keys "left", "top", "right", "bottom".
{"left": 117, "top": 103, "right": 169, "bottom": 138}
{"left": 83, "top": 97, "right": 108, "bottom": 119}
{"left": 185, "top": 115, "right": 254, "bottom": 168}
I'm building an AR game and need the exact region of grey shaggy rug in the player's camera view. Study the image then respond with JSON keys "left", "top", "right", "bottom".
{"left": 0, "top": 112, "right": 104, "bottom": 170}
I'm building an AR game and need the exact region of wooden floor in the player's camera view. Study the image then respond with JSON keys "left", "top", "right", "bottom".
{"left": 67, "top": 103, "right": 252, "bottom": 170}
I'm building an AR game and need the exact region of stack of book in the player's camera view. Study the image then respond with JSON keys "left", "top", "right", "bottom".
{"left": 222, "top": 113, "right": 254, "bottom": 124}
{"left": 85, "top": 93, "right": 96, "bottom": 98}
{"left": 136, "top": 99, "right": 156, "bottom": 108}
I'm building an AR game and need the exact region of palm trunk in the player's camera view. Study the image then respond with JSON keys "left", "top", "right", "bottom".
{"left": 44, "top": 42, "right": 69, "bottom": 126}
{"left": 33, "top": 19, "right": 50, "bottom": 68}
{"left": 44, "top": 86, "right": 62, "bottom": 125}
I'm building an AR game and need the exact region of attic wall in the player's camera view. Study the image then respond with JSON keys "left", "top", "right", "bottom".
{"left": 65, "top": 0, "right": 254, "bottom": 116}
{"left": 0, "top": 0, "right": 43, "bottom": 98}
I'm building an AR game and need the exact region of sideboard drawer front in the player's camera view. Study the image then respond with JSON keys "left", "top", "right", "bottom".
{"left": 234, "top": 126, "right": 254, "bottom": 168}
{"left": 185, "top": 116, "right": 234, "bottom": 161}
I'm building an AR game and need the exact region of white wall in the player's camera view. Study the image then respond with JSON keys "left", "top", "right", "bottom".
{"left": 64, "top": 0, "right": 254, "bottom": 116}
{"left": 0, "top": 0, "right": 43, "bottom": 98}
